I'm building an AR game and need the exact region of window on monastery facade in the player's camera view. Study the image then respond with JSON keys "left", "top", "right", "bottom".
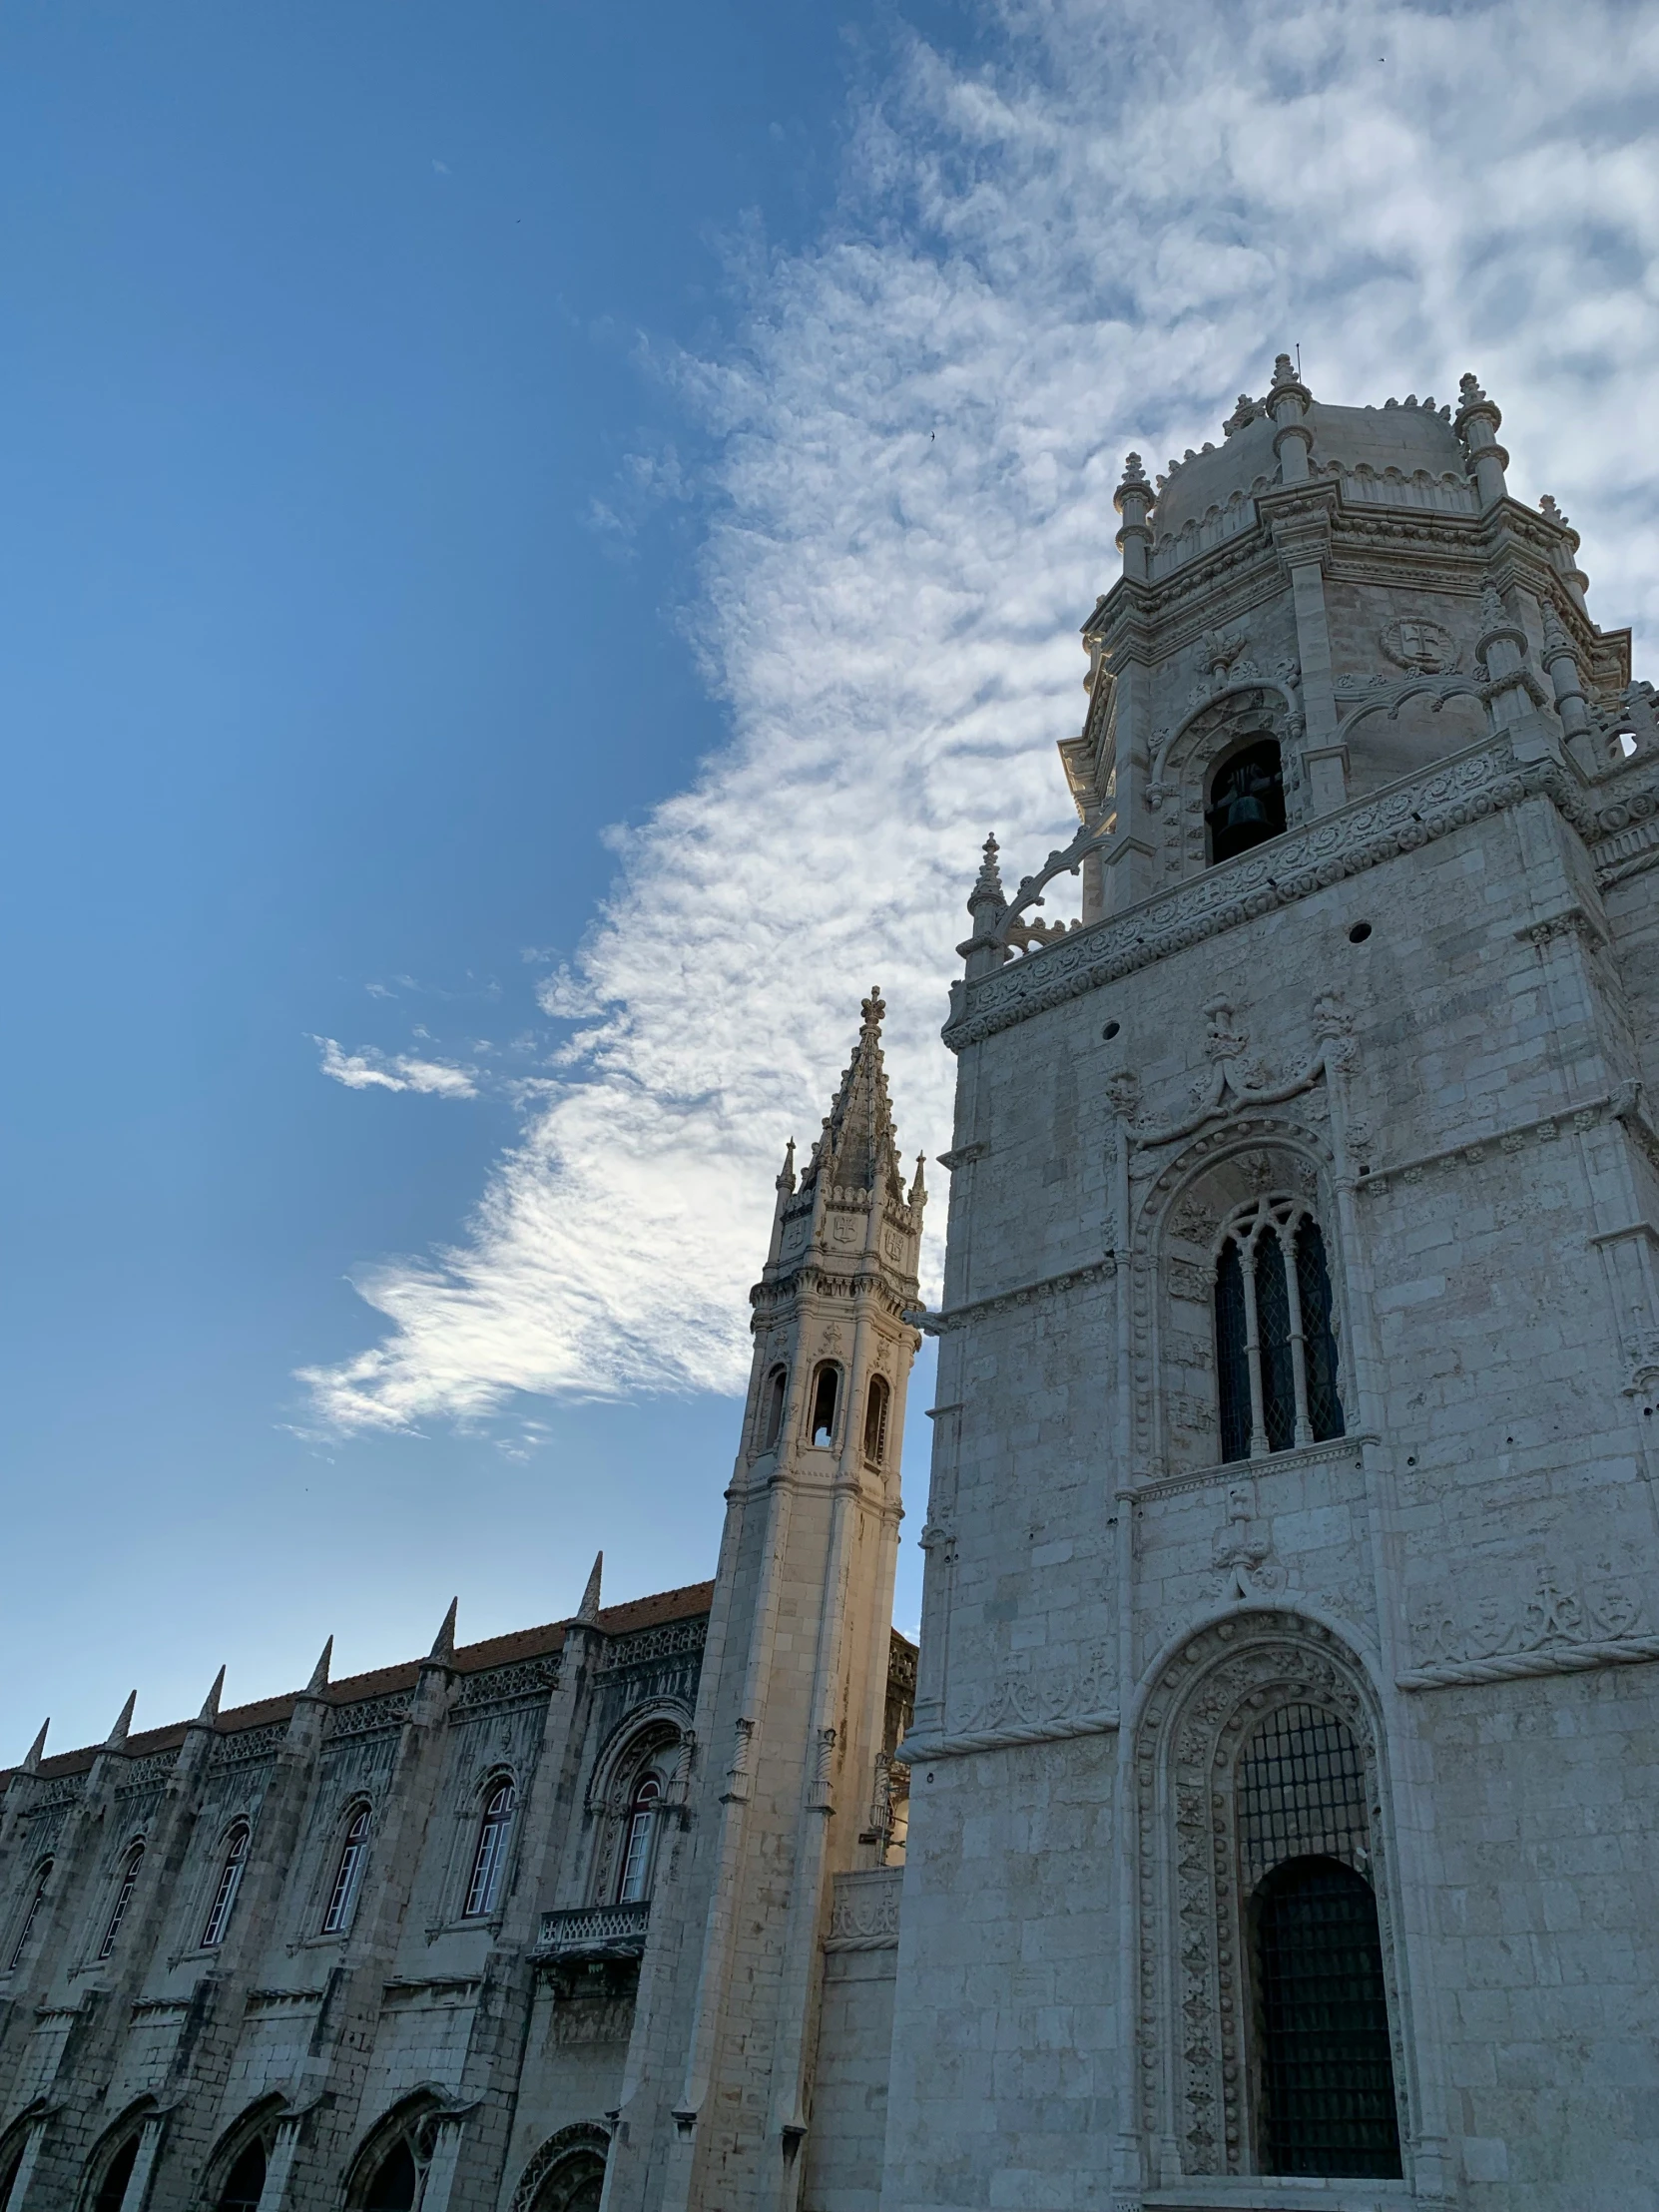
{"left": 1206, "top": 739, "right": 1286, "bottom": 864}
{"left": 7, "top": 1860, "right": 51, "bottom": 1972}
{"left": 215, "top": 2138, "right": 268, "bottom": 2212}
{"left": 92, "top": 2132, "right": 142, "bottom": 2212}
{"left": 809, "top": 1362, "right": 839, "bottom": 1446}
{"left": 617, "top": 1775, "right": 662, "bottom": 1904}
{"left": 361, "top": 2139, "right": 419, "bottom": 2210}
{"left": 760, "top": 1366, "right": 787, "bottom": 1451}
{"left": 1215, "top": 1199, "right": 1343, "bottom": 1462}
{"left": 98, "top": 1843, "right": 144, "bottom": 1959}
{"left": 322, "top": 1806, "right": 370, "bottom": 1935}
{"left": 463, "top": 1780, "right": 516, "bottom": 1919}
{"left": 862, "top": 1374, "right": 890, "bottom": 1464}
{"left": 1238, "top": 1704, "right": 1400, "bottom": 2178}
{"left": 201, "top": 1824, "right": 250, "bottom": 1948}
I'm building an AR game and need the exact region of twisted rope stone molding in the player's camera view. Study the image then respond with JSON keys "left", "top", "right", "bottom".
{"left": 942, "top": 738, "right": 1646, "bottom": 1052}
{"left": 1398, "top": 1634, "right": 1659, "bottom": 1691}
{"left": 899, "top": 1708, "right": 1120, "bottom": 1762}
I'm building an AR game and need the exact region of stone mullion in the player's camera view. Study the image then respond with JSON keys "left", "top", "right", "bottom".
{"left": 1279, "top": 1218, "right": 1315, "bottom": 1447}
{"left": 1237, "top": 1237, "right": 1269, "bottom": 1460}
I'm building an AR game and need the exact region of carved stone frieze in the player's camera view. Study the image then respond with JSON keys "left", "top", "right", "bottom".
{"left": 1402, "top": 1561, "right": 1659, "bottom": 1689}
{"left": 825, "top": 1868, "right": 902, "bottom": 1950}
{"left": 455, "top": 1656, "right": 562, "bottom": 1708}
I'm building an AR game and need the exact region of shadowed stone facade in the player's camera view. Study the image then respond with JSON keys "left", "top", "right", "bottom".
{"left": 4, "top": 356, "right": 1658, "bottom": 2210}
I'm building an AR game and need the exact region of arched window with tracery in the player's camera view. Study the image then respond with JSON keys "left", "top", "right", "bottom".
{"left": 617, "top": 1775, "right": 662, "bottom": 1904}
{"left": 759, "top": 1365, "right": 788, "bottom": 1450}
{"left": 91, "top": 2130, "right": 142, "bottom": 2212}
{"left": 202, "top": 1823, "right": 250, "bottom": 1948}
{"left": 321, "top": 1805, "right": 370, "bottom": 1935}
{"left": 1238, "top": 1703, "right": 1400, "bottom": 2177}
{"left": 7, "top": 1860, "right": 51, "bottom": 1972}
{"left": 808, "top": 1362, "right": 839, "bottom": 1446}
{"left": 862, "top": 1373, "right": 890, "bottom": 1465}
{"left": 1215, "top": 1197, "right": 1343, "bottom": 1462}
{"left": 99, "top": 1843, "right": 144, "bottom": 1960}
{"left": 1207, "top": 738, "right": 1286, "bottom": 863}
{"left": 463, "top": 1779, "right": 516, "bottom": 1919}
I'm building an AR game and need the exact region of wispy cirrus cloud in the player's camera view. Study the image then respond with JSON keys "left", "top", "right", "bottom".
{"left": 302, "top": 0, "right": 1659, "bottom": 1432}
{"left": 313, "top": 1037, "right": 480, "bottom": 1099}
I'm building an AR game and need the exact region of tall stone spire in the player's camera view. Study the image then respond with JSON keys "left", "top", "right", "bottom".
{"left": 799, "top": 986, "right": 905, "bottom": 1203}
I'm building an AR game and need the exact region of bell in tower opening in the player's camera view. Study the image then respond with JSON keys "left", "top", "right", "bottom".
{"left": 1206, "top": 736, "right": 1286, "bottom": 861}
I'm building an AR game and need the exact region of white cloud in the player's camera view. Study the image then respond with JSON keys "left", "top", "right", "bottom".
{"left": 303, "top": 0, "right": 1659, "bottom": 1432}
{"left": 313, "top": 1037, "right": 479, "bottom": 1099}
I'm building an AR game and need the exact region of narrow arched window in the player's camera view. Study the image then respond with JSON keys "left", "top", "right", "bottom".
{"left": 215, "top": 2137, "right": 268, "bottom": 2212}
{"left": 99, "top": 1843, "right": 144, "bottom": 1959}
{"left": 93, "top": 2133, "right": 142, "bottom": 2212}
{"left": 862, "top": 1374, "right": 890, "bottom": 1465}
{"left": 8, "top": 1860, "right": 51, "bottom": 1971}
{"left": 1215, "top": 1198, "right": 1344, "bottom": 1462}
{"left": 760, "top": 1367, "right": 787, "bottom": 1451}
{"left": 322, "top": 1806, "right": 370, "bottom": 1935}
{"left": 617, "top": 1775, "right": 662, "bottom": 1905}
{"left": 202, "top": 1824, "right": 250, "bottom": 1947}
{"left": 362, "top": 2138, "right": 419, "bottom": 2210}
{"left": 463, "top": 1781, "right": 516, "bottom": 1919}
{"left": 1206, "top": 738, "right": 1286, "bottom": 863}
{"left": 809, "top": 1363, "right": 839, "bottom": 1446}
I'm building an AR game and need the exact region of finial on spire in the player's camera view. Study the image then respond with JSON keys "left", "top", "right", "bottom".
{"left": 1458, "top": 370, "right": 1487, "bottom": 407}
{"left": 304, "top": 1636, "right": 334, "bottom": 1696}
{"left": 972, "top": 833, "right": 1003, "bottom": 902}
{"left": 427, "top": 1597, "right": 458, "bottom": 1665}
{"left": 577, "top": 1551, "right": 603, "bottom": 1624}
{"left": 860, "top": 986, "right": 886, "bottom": 1038}
{"left": 908, "top": 1153, "right": 927, "bottom": 1209}
{"left": 1119, "top": 449, "right": 1147, "bottom": 487}
{"left": 1272, "top": 352, "right": 1297, "bottom": 387}
{"left": 105, "top": 1690, "right": 137, "bottom": 1749}
{"left": 196, "top": 1666, "right": 226, "bottom": 1725}
{"left": 777, "top": 1136, "right": 797, "bottom": 1195}
{"left": 21, "top": 1719, "right": 48, "bottom": 1773}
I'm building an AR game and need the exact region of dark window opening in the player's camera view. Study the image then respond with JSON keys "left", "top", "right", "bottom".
{"left": 1207, "top": 740, "right": 1286, "bottom": 863}
{"left": 99, "top": 1845, "right": 144, "bottom": 1960}
{"left": 216, "top": 2139, "right": 268, "bottom": 2212}
{"left": 863, "top": 1375, "right": 890, "bottom": 1464}
{"left": 93, "top": 2135, "right": 141, "bottom": 2212}
{"left": 1254, "top": 1241, "right": 1297, "bottom": 1453}
{"left": 809, "top": 1364, "right": 839, "bottom": 1446}
{"left": 761, "top": 1368, "right": 787, "bottom": 1451}
{"left": 363, "top": 2139, "right": 419, "bottom": 2211}
{"left": 531, "top": 2151, "right": 608, "bottom": 2212}
{"left": 9, "top": 1861, "right": 51, "bottom": 1972}
{"left": 1253, "top": 1858, "right": 1401, "bottom": 2178}
{"left": 1215, "top": 1245, "right": 1251, "bottom": 1464}
{"left": 1295, "top": 1221, "right": 1346, "bottom": 1442}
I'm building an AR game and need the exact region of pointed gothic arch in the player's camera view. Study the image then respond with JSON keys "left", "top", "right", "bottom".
{"left": 508, "top": 2123, "right": 611, "bottom": 2212}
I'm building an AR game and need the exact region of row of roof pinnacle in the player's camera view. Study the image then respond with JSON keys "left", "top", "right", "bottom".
{"left": 12, "top": 1554, "right": 608, "bottom": 1774}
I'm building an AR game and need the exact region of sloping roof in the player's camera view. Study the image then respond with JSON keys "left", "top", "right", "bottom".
{"left": 5, "top": 1581, "right": 716, "bottom": 1785}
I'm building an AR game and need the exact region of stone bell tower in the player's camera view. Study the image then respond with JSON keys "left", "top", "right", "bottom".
{"left": 884, "top": 357, "right": 1659, "bottom": 2208}
{"left": 605, "top": 990, "right": 925, "bottom": 2212}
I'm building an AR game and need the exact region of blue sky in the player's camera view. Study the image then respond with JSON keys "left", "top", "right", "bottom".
{"left": 4, "top": 0, "right": 1657, "bottom": 1761}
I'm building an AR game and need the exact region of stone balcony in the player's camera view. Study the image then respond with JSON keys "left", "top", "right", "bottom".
{"left": 535, "top": 1901, "right": 651, "bottom": 1960}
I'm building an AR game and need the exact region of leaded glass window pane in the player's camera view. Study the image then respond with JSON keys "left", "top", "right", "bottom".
{"left": 1295, "top": 1220, "right": 1345, "bottom": 1441}
{"left": 1215, "top": 1243, "right": 1250, "bottom": 1463}
{"left": 1254, "top": 1240, "right": 1296, "bottom": 1452}
{"left": 1254, "top": 1859, "right": 1401, "bottom": 2177}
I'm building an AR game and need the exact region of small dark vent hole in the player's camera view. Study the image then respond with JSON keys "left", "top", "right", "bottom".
{"left": 1102, "top": 1020, "right": 1121, "bottom": 1040}
{"left": 1349, "top": 922, "right": 1373, "bottom": 944}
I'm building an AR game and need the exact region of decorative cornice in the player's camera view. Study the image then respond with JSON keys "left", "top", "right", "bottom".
{"left": 910, "top": 1257, "right": 1115, "bottom": 1336}
{"left": 945, "top": 739, "right": 1590, "bottom": 1052}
